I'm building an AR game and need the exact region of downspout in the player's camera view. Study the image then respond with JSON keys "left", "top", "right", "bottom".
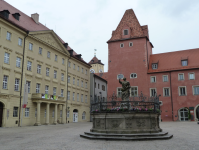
{"left": 170, "top": 72, "right": 174, "bottom": 121}
{"left": 18, "top": 31, "right": 29, "bottom": 126}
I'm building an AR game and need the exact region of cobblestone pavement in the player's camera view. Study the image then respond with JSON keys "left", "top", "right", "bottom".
{"left": 0, "top": 122, "right": 198, "bottom": 150}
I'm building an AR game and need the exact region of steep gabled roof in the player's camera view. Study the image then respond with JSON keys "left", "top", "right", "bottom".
{"left": 108, "top": 9, "right": 149, "bottom": 42}
{"left": 88, "top": 56, "right": 104, "bottom": 65}
{"left": 95, "top": 72, "right": 108, "bottom": 81}
{"left": 148, "top": 48, "right": 199, "bottom": 73}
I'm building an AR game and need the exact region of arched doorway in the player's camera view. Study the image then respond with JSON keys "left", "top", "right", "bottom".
{"left": 73, "top": 109, "right": 78, "bottom": 122}
{"left": 178, "top": 108, "right": 189, "bottom": 121}
{"left": 0, "top": 102, "right": 4, "bottom": 127}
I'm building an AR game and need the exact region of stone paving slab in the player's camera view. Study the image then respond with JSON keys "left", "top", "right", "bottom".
{"left": 0, "top": 122, "right": 198, "bottom": 150}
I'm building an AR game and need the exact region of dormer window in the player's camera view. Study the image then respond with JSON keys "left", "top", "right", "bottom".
{"left": 124, "top": 29, "right": 128, "bottom": 35}
{"left": 152, "top": 63, "right": 158, "bottom": 69}
{"left": 92, "top": 60, "right": 94, "bottom": 63}
{"left": 0, "top": 10, "right": 10, "bottom": 19}
{"left": 181, "top": 60, "right": 188, "bottom": 66}
{"left": 12, "top": 13, "right": 21, "bottom": 21}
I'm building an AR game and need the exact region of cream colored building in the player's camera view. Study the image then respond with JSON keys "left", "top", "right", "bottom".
{"left": 0, "top": 1, "right": 91, "bottom": 127}
{"left": 88, "top": 56, "right": 104, "bottom": 73}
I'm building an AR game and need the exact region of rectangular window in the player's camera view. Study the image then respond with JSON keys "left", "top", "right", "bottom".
{"left": 52, "top": 110, "right": 55, "bottom": 117}
{"left": 193, "top": 86, "right": 199, "bottom": 95}
{"left": 14, "top": 78, "right": 20, "bottom": 91}
{"left": 13, "top": 107, "right": 18, "bottom": 117}
{"left": 85, "top": 82, "right": 87, "bottom": 88}
{"left": 78, "top": 66, "right": 79, "bottom": 71}
{"left": 163, "top": 88, "right": 170, "bottom": 96}
{"left": 47, "top": 51, "right": 50, "bottom": 58}
{"left": 179, "top": 87, "right": 186, "bottom": 96}
{"left": 73, "top": 92, "right": 75, "bottom": 101}
{"left": 152, "top": 64, "right": 158, "bottom": 69}
{"left": 182, "top": 60, "right": 188, "bottom": 66}
{"left": 124, "top": 29, "right": 128, "bottom": 35}
{"left": 37, "top": 65, "right": 41, "bottom": 74}
{"left": 77, "top": 79, "right": 79, "bottom": 86}
{"left": 26, "top": 81, "right": 31, "bottom": 93}
{"left": 85, "top": 95, "right": 87, "bottom": 103}
{"left": 36, "top": 83, "right": 40, "bottom": 93}
{"left": 68, "top": 61, "right": 71, "bottom": 67}
{"left": 67, "top": 91, "right": 70, "bottom": 100}
{"left": 77, "top": 93, "right": 79, "bottom": 101}
{"left": 25, "top": 108, "right": 29, "bottom": 117}
{"left": 117, "top": 88, "right": 122, "bottom": 97}
{"left": 3, "top": 75, "right": 8, "bottom": 89}
{"left": 81, "top": 81, "right": 83, "bottom": 87}
{"left": 45, "top": 85, "right": 49, "bottom": 94}
{"left": 4, "top": 52, "right": 10, "bottom": 64}
{"left": 85, "top": 70, "right": 87, "bottom": 75}
{"left": 6, "top": 31, "right": 11, "bottom": 40}
{"left": 98, "top": 84, "right": 100, "bottom": 89}
{"left": 46, "top": 68, "right": 50, "bottom": 76}
{"left": 68, "top": 76, "right": 70, "bottom": 83}
{"left": 73, "top": 77, "right": 75, "bottom": 85}
{"left": 163, "top": 75, "right": 168, "bottom": 82}
{"left": 62, "top": 58, "right": 64, "bottom": 65}
{"left": 53, "top": 87, "right": 56, "bottom": 95}
{"left": 151, "top": 76, "right": 156, "bottom": 83}
{"left": 55, "top": 55, "right": 57, "bottom": 61}
{"left": 18, "top": 38, "right": 22, "bottom": 46}
{"left": 81, "top": 94, "right": 83, "bottom": 102}
{"left": 61, "top": 73, "right": 64, "bottom": 81}
{"left": 39, "top": 47, "right": 42, "bottom": 55}
{"left": 189, "top": 73, "right": 195, "bottom": 80}
{"left": 27, "top": 61, "right": 32, "bottom": 71}
{"left": 179, "top": 74, "right": 184, "bottom": 80}
{"left": 16, "top": 57, "right": 21, "bottom": 68}
{"left": 150, "top": 88, "right": 156, "bottom": 97}
{"left": 29, "top": 43, "right": 33, "bottom": 50}
{"left": 61, "top": 89, "right": 64, "bottom": 97}
{"left": 73, "top": 64, "right": 75, "bottom": 69}
{"left": 54, "top": 70, "right": 57, "bottom": 79}
{"left": 131, "top": 87, "right": 138, "bottom": 97}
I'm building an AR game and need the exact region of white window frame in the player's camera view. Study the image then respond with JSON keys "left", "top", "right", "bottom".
{"left": 26, "top": 81, "right": 31, "bottom": 93}
{"left": 4, "top": 52, "right": 10, "bottom": 64}
{"left": 85, "top": 82, "right": 87, "bottom": 88}
{"left": 152, "top": 63, "right": 158, "bottom": 69}
{"left": 53, "top": 87, "right": 56, "bottom": 95}
{"left": 37, "top": 64, "right": 41, "bottom": 74}
{"left": 73, "top": 77, "right": 75, "bottom": 85}
{"left": 67, "top": 91, "right": 70, "bottom": 100}
{"left": 67, "top": 111, "right": 70, "bottom": 118}
{"left": 27, "top": 61, "right": 32, "bottom": 71}
{"left": 189, "top": 73, "right": 195, "bottom": 80}
{"left": 131, "top": 86, "right": 138, "bottom": 97}
{"left": 36, "top": 83, "right": 40, "bottom": 93}
{"left": 54, "top": 70, "right": 57, "bottom": 79}
{"left": 178, "top": 73, "right": 184, "bottom": 80}
{"left": 47, "top": 51, "right": 51, "bottom": 58}
{"left": 178, "top": 86, "right": 187, "bottom": 96}
{"left": 46, "top": 68, "right": 50, "bottom": 76}
{"left": 130, "top": 73, "right": 137, "bottom": 79}
{"left": 123, "top": 29, "right": 128, "bottom": 35}
{"left": 45, "top": 85, "right": 49, "bottom": 94}
{"left": 39, "top": 47, "right": 42, "bottom": 55}
{"left": 29, "top": 43, "right": 33, "bottom": 51}
{"left": 77, "top": 93, "right": 79, "bottom": 101}
{"left": 6, "top": 31, "right": 11, "bottom": 41}
{"left": 150, "top": 88, "right": 157, "bottom": 97}
{"left": 81, "top": 94, "right": 83, "bottom": 102}
{"left": 129, "top": 42, "right": 133, "bottom": 47}
{"left": 25, "top": 108, "right": 29, "bottom": 117}
{"left": 181, "top": 60, "right": 188, "bottom": 66}
{"left": 163, "top": 87, "right": 170, "bottom": 97}
{"left": 85, "top": 95, "right": 87, "bottom": 103}
{"left": 55, "top": 55, "right": 57, "bottom": 61}
{"left": 18, "top": 38, "right": 22, "bottom": 46}
{"left": 16, "top": 57, "right": 21, "bottom": 68}
{"left": 52, "top": 110, "right": 55, "bottom": 117}
{"left": 120, "top": 43, "right": 124, "bottom": 48}
{"left": 82, "top": 111, "right": 86, "bottom": 120}
{"left": 85, "top": 70, "right": 87, "bottom": 75}
{"left": 61, "top": 89, "right": 64, "bottom": 97}
{"left": 163, "top": 75, "right": 168, "bottom": 82}
{"left": 14, "top": 78, "right": 20, "bottom": 91}
{"left": 159, "top": 101, "right": 163, "bottom": 106}
{"left": 73, "top": 92, "right": 75, "bottom": 101}
{"left": 117, "top": 87, "right": 122, "bottom": 97}
{"left": 192, "top": 85, "right": 199, "bottom": 95}
{"left": 3, "top": 75, "right": 8, "bottom": 89}
{"left": 68, "top": 61, "right": 71, "bottom": 67}
{"left": 13, "top": 107, "right": 18, "bottom": 117}
{"left": 61, "top": 73, "right": 64, "bottom": 81}
{"left": 151, "top": 76, "right": 156, "bottom": 83}
{"left": 81, "top": 81, "right": 83, "bottom": 87}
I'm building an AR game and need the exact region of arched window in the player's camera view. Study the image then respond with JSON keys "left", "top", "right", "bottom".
{"left": 90, "top": 69, "right": 95, "bottom": 73}
{"left": 179, "top": 108, "right": 189, "bottom": 121}
{"left": 117, "top": 74, "right": 124, "bottom": 79}
{"left": 82, "top": 111, "right": 86, "bottom": 120}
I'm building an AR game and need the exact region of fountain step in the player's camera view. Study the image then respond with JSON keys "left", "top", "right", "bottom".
{"left": 84, "top": 131, "right": 168, "bottom": 137}
{"left": 80, "top": 133, "right": 173, "bottom": 141}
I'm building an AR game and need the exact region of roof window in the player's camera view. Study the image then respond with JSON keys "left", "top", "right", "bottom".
{"left": 0, "top": 10, "right": 10, "bottom": 19}
{"left": 12, "top": 13, "right": 21, "bottom": 21}
{"left": 152, "top": 63, "right": 158, "bottom": 69}
{"left": 181, "top": 60, "right": 188, "bottom": 66}
{"left": 124, "top": 29, "right": 128, "bottom": 35}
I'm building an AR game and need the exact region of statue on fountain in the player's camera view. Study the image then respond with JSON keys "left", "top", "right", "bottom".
{"left": 119, "top": 77, "right": 131, "bottom": 101}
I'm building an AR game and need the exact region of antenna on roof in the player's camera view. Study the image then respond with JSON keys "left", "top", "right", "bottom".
{"left": 94, "top": 49, "right": 97, "bottom": 57}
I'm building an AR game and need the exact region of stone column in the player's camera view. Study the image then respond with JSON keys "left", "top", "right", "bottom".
{"left": 53, "top": 104, "right": 57, "bottom": 125}
{"left": 62, "top": 104, "right": 66, "bottom": 124}
{"left": 34, "top": 102, "right": 41, "bottom": 126}
{"left": 45, "top": 103, "right": 50, "bottom": 125}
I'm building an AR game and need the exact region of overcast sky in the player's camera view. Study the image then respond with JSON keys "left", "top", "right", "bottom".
{"left": 6, "top": 0, "right": 199, "bottom": 72}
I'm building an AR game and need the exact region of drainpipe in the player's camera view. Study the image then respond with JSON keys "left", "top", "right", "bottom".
{"left": 170, "top": 72, "right": 174, "bottom": 121}
{"left": 18, "top": 31, "right": 29, "bottom": 127}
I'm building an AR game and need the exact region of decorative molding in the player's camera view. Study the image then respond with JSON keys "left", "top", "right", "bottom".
{"left": 53, "top": 66, "right": 59, "bottom": 69}
{"left": 25, "top": 73, "right": 33, "bottom": 77}
{"left": 45, "top": 78, "right": 50, "bottom": 81}
{"left": 0, "top": 94, "right": 10, "bottom": 99}
{"left": 27, "top": 56, "right": 34, "bottom": 60}
{"left": 37, "top": 60, "right": 43, "bottom": 64}
{"left": 35, "top": 75, "right": 42, "bottom": 79}
{"left": 60, "top": 82, "right": 65, "bottom": 86}
{"left": 61, "top": 69, "right": 65, "bottom": 72}
{"left": 45, "top": 63, "right": 51, "bottom": 67}
{"left": 3, "top": 46, "right": 13, "bottom": 52}
{"left": 14, "top": 70, "right": 22, "bottom": 74}
{"left": 2, "top": 66, "right": 11, "bottom": 71}
{"left": 52, "top": 79, "right": 58, "bottom": 83}
{"left": 15, "top": 51, "right": 23, "bottom": 56}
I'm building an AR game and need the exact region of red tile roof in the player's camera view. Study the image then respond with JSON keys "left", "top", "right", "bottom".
{"left": 95, "top": 72, "right": 108, "bottom": 80}
{"left": 88, "top": 56, "right": 104, "bottom": 65}
{"left": 148, "top": 48, "right": 199, "bottom": 73}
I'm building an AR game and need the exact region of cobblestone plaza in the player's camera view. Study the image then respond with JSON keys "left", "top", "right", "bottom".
{"left": 0, "top": 122, "right": 198, "bottom": 150}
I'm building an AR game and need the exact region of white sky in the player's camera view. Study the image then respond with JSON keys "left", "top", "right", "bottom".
{"left": 6, "top": 0, "right": 199, "bottom": 72}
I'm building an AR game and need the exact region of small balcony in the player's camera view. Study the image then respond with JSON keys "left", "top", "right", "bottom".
{"left": 32, "top": 93, "right": 65, "bottom": 102}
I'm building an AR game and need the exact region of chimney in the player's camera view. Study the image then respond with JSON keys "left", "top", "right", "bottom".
{"left": 68, "top": 49, "right": 74, "bottom": 56}
{"left": 31, "top": 13, "right": 39, "bottom": 24}
{"left": 63, "top": 43, "right": 68, "bottom": 48}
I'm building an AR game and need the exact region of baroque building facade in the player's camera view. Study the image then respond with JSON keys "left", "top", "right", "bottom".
{"left": 0, "top": 0, "right": 90, "bottom": 127}
{"left": 100, "top": 9, "right": 199, "bottom": 122}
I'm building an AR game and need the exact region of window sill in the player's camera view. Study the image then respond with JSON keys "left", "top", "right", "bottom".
{"left": 179, "top": 95, "right": 187, "bottom": 96}
{"left": 14, "top": 90, "right": 20, "bottom": 92}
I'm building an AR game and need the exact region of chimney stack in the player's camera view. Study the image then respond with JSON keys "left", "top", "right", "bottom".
{"left": 31, "top": 13, "right": 39, "bottom": 24}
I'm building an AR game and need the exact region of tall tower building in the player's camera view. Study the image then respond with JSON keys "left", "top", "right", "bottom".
{"left": 88, "top": 52, "right": 104, "bottom": 73}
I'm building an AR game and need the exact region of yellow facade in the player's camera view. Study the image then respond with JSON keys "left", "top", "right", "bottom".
{"left": 0, "top": 17, "right": 91, "bottom": 127}
{"left": 90, "top": 63, "right": 104, "bottom": 73}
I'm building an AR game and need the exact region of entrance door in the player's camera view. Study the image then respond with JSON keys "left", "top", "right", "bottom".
{"left": 179, "top": 108, "right": 189, "bottom": 121}
{"left": 196, "top": 106, "right": 199, "bottom": 121}
{"left": 0, "top": 102, "right": 3, "bottom": 127}
{"left": 73, "top": 113, "right": 78, "bottom": 122}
